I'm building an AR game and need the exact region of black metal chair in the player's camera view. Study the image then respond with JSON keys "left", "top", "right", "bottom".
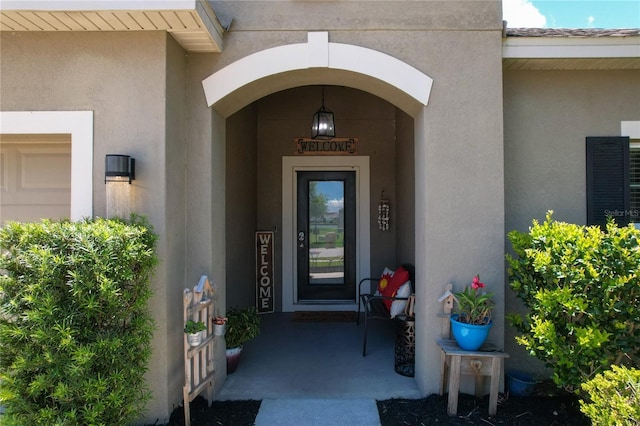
{"left": 357, "top": 264, "right": 415, "bottom": 356}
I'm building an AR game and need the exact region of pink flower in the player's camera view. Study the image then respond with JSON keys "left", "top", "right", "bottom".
{"left": 471, "top": 275, "right": 485, "bottom": 290}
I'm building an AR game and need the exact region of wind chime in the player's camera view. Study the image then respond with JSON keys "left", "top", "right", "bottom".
{"left": 377, "top": 190, "right": 390, "bottom": 231}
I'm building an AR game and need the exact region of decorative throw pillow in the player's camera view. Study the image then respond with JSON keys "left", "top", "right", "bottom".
{"left": 389, "top": 281, "right": 412, "bottom": 318}
{"left": 382, "top": 266, "right": 410, "bottom": 311}
{"left": 376, "top": 267, "right": 394, "bottom": 295}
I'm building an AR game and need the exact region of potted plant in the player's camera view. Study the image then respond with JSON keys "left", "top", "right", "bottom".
{"left": 225, "top": 306, "right": 260, "bottom": 373}
{"left": 450, "top": 275, "right": 494, "bottom": 350}
{"left": 184, "top": 319, "right": 207, "bottom": 347}
{"left": 213, "top": 316, "right": 227, "bottom": 336}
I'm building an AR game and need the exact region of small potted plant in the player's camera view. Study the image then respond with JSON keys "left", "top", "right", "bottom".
{"left": 450, "top": 275, "right": 494, "bottom": 350}
{"left": 225, "top": 306, "right": 260, "bottom": 373}
{"left": 213, "top": 316, "right": 227, "bottom": 336}
{"left": 184, "top": 319, "right": 207, "bottom": 347}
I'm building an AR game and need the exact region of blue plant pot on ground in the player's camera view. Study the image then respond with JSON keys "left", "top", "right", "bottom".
{"left": 507, "top": 371, "right": 537, "bottom": 396}
{"left": 450, "top": 314, "right": 492, "bottom": 351}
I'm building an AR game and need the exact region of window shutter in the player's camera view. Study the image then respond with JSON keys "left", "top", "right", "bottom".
{"left": 586, "top": 136, "right": 630, "bottom": 226}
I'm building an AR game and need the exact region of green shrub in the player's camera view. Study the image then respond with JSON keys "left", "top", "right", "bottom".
{"left": 225, "top": 306, "right": 260, "bottom": 349}
{"left": 506, "top": 212, "right": 640, "bottom": 393}
{"left": 0, "top": 217, "right": 158, "bottom": 425}
{"left": 580, "top": 365, "right": 640, "bottom": 425}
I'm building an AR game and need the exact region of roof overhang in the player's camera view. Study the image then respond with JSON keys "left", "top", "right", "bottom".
{"left": 0, "top": 0, "right": 224, "bottom": 52}
{"left": 503, "top": 31, "right": 640, "bottom": 70}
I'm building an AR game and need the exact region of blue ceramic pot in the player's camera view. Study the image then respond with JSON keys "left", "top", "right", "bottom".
{"left": 450, "top": 314, "right": 492, "bottom": 350}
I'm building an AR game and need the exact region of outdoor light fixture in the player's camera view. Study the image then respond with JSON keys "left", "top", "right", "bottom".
{"left": 311, "top": 86, "right": 336, "bottom": 139}
{"left": 105, "top": 154, "right": 135, "bottom": 184}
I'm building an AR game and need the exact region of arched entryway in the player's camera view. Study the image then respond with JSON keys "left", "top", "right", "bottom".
{"left": 202, "top": 32, "right": 434, "bottom": 395}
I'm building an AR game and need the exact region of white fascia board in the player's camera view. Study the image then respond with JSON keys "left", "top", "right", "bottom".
{"left": 503, "top": 37, "right": 640, "bottom": 59}
{"left": 0, "top": 1, "right": 197, "bottom": 11}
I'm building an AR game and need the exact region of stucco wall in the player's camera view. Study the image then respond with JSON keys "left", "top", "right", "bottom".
{"left": 0, "top": 30, "right": 182, "bottom": 422}
{"left": 163, "top": 35, "right": 189, "bottom": 420}
{"left": 226, "top": 104, "right": 258, "bottom": 308}
{"left": 503, "top": 68, "right": 640, "bottom": 373}
{"left": 395, "top": 108, "right": 416, "bottom": 265}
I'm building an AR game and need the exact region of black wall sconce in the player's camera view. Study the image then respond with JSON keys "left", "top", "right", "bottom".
{"left": 311, "top": 86, "right": 336, "bottom": 139}
{"left": 105, "top": 154, "right": 135, "bottom": 184}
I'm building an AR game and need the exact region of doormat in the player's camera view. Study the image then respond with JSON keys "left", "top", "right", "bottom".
{"left": 292, "top": 311, "right": 358, "bottom": 322}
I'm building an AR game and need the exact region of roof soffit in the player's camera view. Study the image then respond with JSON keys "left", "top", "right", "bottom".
{"left": 503, "top": 29, "right": 640, "bottom": 70}
{"left": 0, "top": 0, "right": 224, "bottom": 52}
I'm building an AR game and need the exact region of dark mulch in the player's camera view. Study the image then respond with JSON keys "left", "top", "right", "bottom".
{"left": 377, "top": 392, "right": 589, "bottom": 425}
{"left": 157, "top": 398, "right": 261, "bottom": 426}
{"left": 156, "top": 389, "right": 589, "bottom": 425}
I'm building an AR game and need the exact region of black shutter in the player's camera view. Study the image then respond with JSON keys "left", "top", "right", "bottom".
{"left": 586, "top": 136, "right": 630, "bottom": 226}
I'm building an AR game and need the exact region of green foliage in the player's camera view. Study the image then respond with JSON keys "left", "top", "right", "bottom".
{"left": 184, "top": 319, "right": 206, "bottom": 334}
{"left": 506, "top": 212, "right": 640, "bottom": 393}
{"left": 0, "top": 216, "right": 158, "bottom": 425}
{"left": 225, "top": 306, "right": 260, "bottom": 349}
{"left": 580, "top": 365, "right": 640, "bottom": 425}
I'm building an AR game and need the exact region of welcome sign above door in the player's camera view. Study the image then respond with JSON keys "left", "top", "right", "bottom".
{"left": 294, "top": 138, "right": 358, "bottom": 155}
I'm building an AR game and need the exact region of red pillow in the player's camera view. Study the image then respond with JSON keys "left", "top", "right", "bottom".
{"left": 377, "top": 268, "right": 394, "bottom": 295}
{"left": 382, "top": 266, "right": 410, "bottom": 311}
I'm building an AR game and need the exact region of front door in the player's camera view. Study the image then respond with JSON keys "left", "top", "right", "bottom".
{"left": 297, "top": 171, "right": 356, "bottom": 301}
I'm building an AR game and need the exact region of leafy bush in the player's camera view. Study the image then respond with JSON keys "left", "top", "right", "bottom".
{"left": 580, "top": 365, "right": 640, "bottom": 425}
{"left": 225, "top": 306, "right": 260, "bottom": 349}
{"left": 0, "top": 217, "right": 158, "bottom": 425}
{"left": 506, "top": 212, "right": 640, "bottom": 393}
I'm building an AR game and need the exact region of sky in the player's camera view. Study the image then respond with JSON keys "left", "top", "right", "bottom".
{"left": 503, "top": 0, "right": 640, "bottom": 28}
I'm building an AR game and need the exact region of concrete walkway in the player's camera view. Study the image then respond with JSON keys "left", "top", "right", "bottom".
{"left": 215, "top": 312, "right": 421, "bottom": 424}
{"left": 255, "top": 398, "right": 380, "bottom": 426}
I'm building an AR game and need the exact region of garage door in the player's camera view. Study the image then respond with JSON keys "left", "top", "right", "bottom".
{"left": 0, "top": 134, "right": 71, "bottom": 224}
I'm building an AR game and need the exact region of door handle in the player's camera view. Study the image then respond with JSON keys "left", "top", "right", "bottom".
{"left": 298, "top": 231, "right": 305, "bottom": 248}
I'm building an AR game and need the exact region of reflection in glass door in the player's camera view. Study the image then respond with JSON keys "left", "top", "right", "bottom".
{"left": 297, "top": 171, "right": 356, "bottom": 301}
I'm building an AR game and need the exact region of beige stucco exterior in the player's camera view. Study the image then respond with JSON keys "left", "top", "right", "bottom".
{"left": 1, "top": 0, "right": 638, "bottom": 423}
{"left": 503, "top": 68, "right": 640, "bottom": 369}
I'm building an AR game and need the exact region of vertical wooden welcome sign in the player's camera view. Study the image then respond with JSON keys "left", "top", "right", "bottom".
{"left": 256, "top": 231, "right": 274, "bottom": 313}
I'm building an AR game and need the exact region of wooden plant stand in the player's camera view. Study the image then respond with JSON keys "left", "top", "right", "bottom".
{"left": 437, "top": 339, "right": 509, "bottom": 416}
{"left": 183, "top": 276, "right": 216, "bottom": 426}
{"left": 437, "top": 284, "right": 509, "bottom": 417}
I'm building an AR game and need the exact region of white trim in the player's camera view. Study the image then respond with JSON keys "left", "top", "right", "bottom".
{"left": 0, "top": 111, "right": 93, "bottom": 220}
{"left": 202, "top": 32, "right": 433, "bottom": 110}
{"left": 622, "top": 121, "right": 640, "bottom": 139}
{"left": 282, "top": 156, "right": 370, "bottom": 312}
{"left": 503, "top": 36, "right": 640, "bottom": 58}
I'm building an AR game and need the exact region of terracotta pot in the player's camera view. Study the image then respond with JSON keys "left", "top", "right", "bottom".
{"left": 226, "top": 347, "right": 243, "bottom": 374}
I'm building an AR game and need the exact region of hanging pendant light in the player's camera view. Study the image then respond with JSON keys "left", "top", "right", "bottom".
{"left": 311, "top": 86, "right": 336, "bottom": 139}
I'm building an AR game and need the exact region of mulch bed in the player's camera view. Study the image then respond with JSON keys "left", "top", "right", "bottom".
{"left": 156, "top": 390, "right": 590, "bottom": 425}
{"left": 159, "top": 398, "right": 261, "bottom": 426}
{"left": 377, "top": 393, "right": 589, "bottom": 425}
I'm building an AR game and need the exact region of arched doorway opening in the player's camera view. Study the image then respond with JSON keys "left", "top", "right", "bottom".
{"left": 224, "top": 86, "right": 415, "bottom": 312}
{"left": 202, "top": 32, "right": 434, "bottom": 395}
